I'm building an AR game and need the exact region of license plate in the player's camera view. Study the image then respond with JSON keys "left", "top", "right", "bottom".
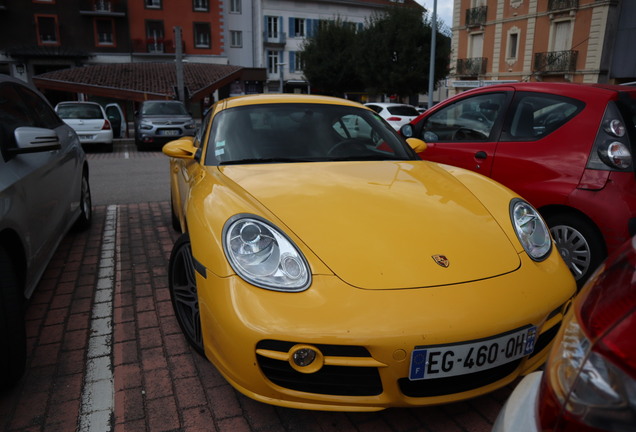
{"left": 78, "top": 134, "right": 96, "bottom": 141}
{"left": 409, "top": 326, "right": 537, "bottom": 381}
{"left": 159, "top": 129, "right": 180, "bottom": 136}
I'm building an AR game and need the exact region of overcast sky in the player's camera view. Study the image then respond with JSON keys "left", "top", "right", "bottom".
{"left": 415, "top": 0, "right": 454, "bottom": 31}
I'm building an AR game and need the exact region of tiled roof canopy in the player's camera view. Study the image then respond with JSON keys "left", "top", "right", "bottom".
{"left": 33, "top": 62, "right": 251, "bottom": 102}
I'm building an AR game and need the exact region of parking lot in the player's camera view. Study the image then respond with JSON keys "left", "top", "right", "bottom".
{"left": 0, "top": 146, "right": 515, "bottom": 432}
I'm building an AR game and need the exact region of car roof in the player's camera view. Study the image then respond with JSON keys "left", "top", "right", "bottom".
{"left": 220, "top": 93, "right": 368, "bottom": 110}
{"left": 460, "top": 81, "right": 636, "bottom": 96}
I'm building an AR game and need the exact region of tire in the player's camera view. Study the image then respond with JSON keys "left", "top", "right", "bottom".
{"left": 168, "top": 234, "right": 204, "bottom": 355}
{"left": 0, "top": 246, "right": 26, "bottom": 389}
{"left": 74, "top": 171, "right": 92, "bottom": 231}
{"left": 546, "top": 213, "right": 606, "bottom": 287}
{"left": 170, "top": 191, "right": 182, "bottom": 233}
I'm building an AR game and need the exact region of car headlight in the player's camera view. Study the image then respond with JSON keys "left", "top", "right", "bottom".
{"left": 184, "top": 121, "right": 196, "bottom": 130}
{"left": 139, "top": 122, "right": 153, "bottom": 130}
{"left": 223, "top": 215, "right": 311, "bottom": 292}
{"left": 510, "top": 198, "right": 552, "bottom": 261}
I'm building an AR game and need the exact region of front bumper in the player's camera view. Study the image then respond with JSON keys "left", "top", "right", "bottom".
{"left": 492, "top": 372, "right": 542, "bottom": 432}
{"left": 193, "top": 251, "right": 574, "bottom": 411}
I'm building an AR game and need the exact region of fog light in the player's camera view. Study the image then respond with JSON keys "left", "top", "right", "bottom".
{"left": 293, "top": 348, "right": 316, "bottom": 367}
{"left": 288, "top": 344, "right": 324, "bottom": 373}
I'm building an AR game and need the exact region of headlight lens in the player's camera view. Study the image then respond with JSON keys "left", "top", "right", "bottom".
{"left": 223, "top": 216, "right": 311, "bottom": 291}
{"left": 510, "top": 199, "right": 552, "bottom": 261}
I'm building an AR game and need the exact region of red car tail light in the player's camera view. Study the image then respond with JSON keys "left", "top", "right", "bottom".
{"left": 587, "top": 101, "right": 633, "bottom": 171}
{"left": 386, "top": 116, "right": 402, "bottom": 122}
{"left": 102, "top": 120, "right": 112, "bottom": 130}
{"left": 538, "top": 238, "right": 636, "bottom": 431}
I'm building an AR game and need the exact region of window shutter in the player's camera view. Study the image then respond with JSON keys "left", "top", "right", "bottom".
{"left": 289, "top": 17, "right": 295, "bottom": 37}
{"left": 289, "top": 51, "right": 296, "bottom": 73}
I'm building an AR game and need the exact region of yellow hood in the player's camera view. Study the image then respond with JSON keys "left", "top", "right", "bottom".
{"left": 219, "top": 161, "right": 520, "bottom": 289}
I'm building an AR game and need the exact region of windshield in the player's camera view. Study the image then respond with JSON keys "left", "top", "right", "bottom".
{"left": 204, "top": 103, "right": 418, "bottom": 165}
{"left": 141, "top": 101, "right": 188, "bottom": 116}
{"left": 57, "top": 104, "right": 103, "bottom": 119}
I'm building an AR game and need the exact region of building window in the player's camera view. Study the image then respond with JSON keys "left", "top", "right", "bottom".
{"left": 507, "top": 30, "right": 519, "bottom": 60}
{"left": 230, "top": 30, "right": 242, "bottom": 48}
{"left": 95, "top": 18, "right": 115, "bottom": 46}
{"left": 551, "top": 20, "right": 572, "bottom": 51}
{"left": 267, "top": 50, "right": 281, "bottom": 74}
{"left": 146, "top": 20, "right": 164, "bottom": 53}
{"left": 145, "top": 0, "right": 161, "bottom": 9}
{"left": 293, "top": 18, "right": 306, "bottom": 37}
{"left": 266, "top": 16, "right": 279, "bottom": 39}
{"left": 469, "top": 32, "right": 484, "bottom": 58}
{"left": 291, "top": 51, "right": 304, "bottom": 72}
{"left": 36, "top": 15, "right": 59, "bottom": 46}
{"left": 193, "top": 0, "right": 208, "bottom": 12}
{"left": 230, "top": 0, "right": 241, "bottom": 13}
{"left": 194, "top": 22, "right": 211, "bottom": 48}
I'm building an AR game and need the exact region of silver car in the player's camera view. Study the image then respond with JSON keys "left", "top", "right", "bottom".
{"left": 0, "top": 74, "right": 92, "bottom": 389}
{"left": 134, "top": 100, "right": 196, "bottom": 150}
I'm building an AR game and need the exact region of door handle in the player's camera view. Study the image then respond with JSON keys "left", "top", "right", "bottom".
{"left": 475, "top": 151, "right": 487, "bottom": 160}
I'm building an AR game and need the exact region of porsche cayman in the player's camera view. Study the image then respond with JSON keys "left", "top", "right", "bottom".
{"left": 163, "top": 94, "right": 576, "bottom": 411}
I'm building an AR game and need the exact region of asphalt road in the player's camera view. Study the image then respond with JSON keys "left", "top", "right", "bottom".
{"left": 87, "top": 140, "right": 170, "bottom": 205}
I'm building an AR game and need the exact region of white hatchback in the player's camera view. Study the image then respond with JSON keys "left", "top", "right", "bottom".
{"left": 55, "top": 101, "right": 114, "bottom": 151}
{"left": 364, "top": 102, "right": 420, "bottom": 130}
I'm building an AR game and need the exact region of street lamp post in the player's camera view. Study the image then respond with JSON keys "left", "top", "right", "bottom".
{"left": 427, "top": 0, "right": 437, "bottom": 109}
{"left": 277, "top": 62, "right": 286, "bottom": 93}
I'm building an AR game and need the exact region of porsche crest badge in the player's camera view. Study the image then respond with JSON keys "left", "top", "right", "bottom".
{"left": 432, "top": 254, "right": 450, "bottom": 268}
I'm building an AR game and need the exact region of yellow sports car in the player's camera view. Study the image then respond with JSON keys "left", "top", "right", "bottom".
{"left": 163, "top": 94, "right": 575, "bottom": 411}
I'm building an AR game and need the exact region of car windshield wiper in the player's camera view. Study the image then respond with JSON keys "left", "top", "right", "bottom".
{"left": 219, "top": 157, "right": 323, "bottom": 165}
{"left": 328, "top": 155, "right": 413, "bottom": 162}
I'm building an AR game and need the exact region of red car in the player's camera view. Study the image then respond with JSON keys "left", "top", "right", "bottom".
{"left": 493, "top": 235, "right": 636, "bottom": 432}
{"left": 402, "top": 82, "right": 636, "bottom": 285}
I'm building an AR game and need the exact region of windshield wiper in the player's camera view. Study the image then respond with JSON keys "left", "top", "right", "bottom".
{"left": 219, "top": 157, "right": 322, "bottom": 165}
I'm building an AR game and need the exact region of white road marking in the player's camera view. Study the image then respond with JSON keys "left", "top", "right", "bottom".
{"left": 78, "top": 205, "right": 118, "bottom": 431}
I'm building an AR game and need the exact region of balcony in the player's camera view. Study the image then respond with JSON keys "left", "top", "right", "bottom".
{"left": 533, "top": 50, "right": 578, "bottom": 74}
{"left": 264, "top": 32, "right": 286, "bottom": 47}
{"left": 79, "top": 0, "right": 126, "bottom": 17}
{"left": 548, "top": 0, "right": 578, "bottom": 13}
{"left": 465, "top": 6, "right": 487, "bottom": 27}
{"left": 456, "top": 57, "right": 487, "bottom": 77}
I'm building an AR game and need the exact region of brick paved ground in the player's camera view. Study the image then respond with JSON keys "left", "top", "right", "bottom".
{"left": 0, "top": 150, "right": 517, "bottom": 431}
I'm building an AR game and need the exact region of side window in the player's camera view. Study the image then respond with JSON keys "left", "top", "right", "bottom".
{"left": 15, "top": 86, "right": 62, "bottom": 129}
{"left": 421, "top": 93, "right": 507, "bottom": 142}
{"left": 504, "top": 93, "right": 584, "bottom": 140}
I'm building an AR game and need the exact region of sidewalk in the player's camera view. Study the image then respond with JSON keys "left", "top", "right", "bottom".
{"left": 0, "top": 202, "right": 514, "bottom": 431}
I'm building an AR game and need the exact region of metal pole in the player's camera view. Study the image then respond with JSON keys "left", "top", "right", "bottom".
{"left": 427, "top": 0, "right": 437, "bottom": 109}
{"left": 174, "top": 26, "right": 185, "bottom": 102}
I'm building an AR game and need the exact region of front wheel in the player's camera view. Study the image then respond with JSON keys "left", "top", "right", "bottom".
{"left": 74, "top": 171, "right": 92, "bottom": 231}
{"left": 168, "top": 234, "right": 204, "bottom": 355}
{"left": 0, "top": 246, "right": 26, "bottom": 389}
{"left": 546, "top": 213, "right": 606, "bottom": 286}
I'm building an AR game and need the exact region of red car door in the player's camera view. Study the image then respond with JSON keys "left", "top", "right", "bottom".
{"left": 411, "top": 89, "right": 513, "bottom": 177}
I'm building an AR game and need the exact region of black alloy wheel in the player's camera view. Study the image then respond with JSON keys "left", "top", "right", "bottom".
{"left": 168, "top": 234, "right": 204, "bottom": 355}
{"left": 0, "top": 246, "right": 26, "bottom": 389}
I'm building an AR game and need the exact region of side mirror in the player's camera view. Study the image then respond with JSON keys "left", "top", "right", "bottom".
{"left": 400, "top": 124, "right": 414, "bottom": 138}
{"left": 162, "top": 137, "right": 197, "bottom": 159}
{"left": 7, "top": 127, "right": 62, "bottom": 157}
{"left": 406, "top": 138, "right": 427, "bottom": 154}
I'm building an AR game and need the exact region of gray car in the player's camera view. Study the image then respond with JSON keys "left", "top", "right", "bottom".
{"left": 134, "top": 100, "right": 196, "bottom": 150}
{"left": 0, "top": 74, "right": 92, "bottom": 389}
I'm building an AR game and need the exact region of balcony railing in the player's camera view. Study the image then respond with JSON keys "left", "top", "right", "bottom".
{"left": 465, "top": 6, "right": 487, "bottom": 27}
{"left": 533, "top": 50, "right": 578, "bottom": 73}
{"left": 264, "top": 32, "right": 286, "bottom": 46}
{"left": 79, "top": 0, "right": 126, "bottom": 16}
{"left": 548, "top": 0, "right": 578, "bottom": 12}
{"left": 456, "top": 57, "right": 487, "bottom": 77}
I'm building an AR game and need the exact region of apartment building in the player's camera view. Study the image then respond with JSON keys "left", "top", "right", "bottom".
{"left": 450, "top": 0, "right": 634, "bottom": 94}
{"left": 224, "top": 0, "right": 423, "bottom": 93}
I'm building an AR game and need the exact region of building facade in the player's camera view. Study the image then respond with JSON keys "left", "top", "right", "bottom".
{"left": 450, "top": 0, "right": 634, "bottom": 94}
